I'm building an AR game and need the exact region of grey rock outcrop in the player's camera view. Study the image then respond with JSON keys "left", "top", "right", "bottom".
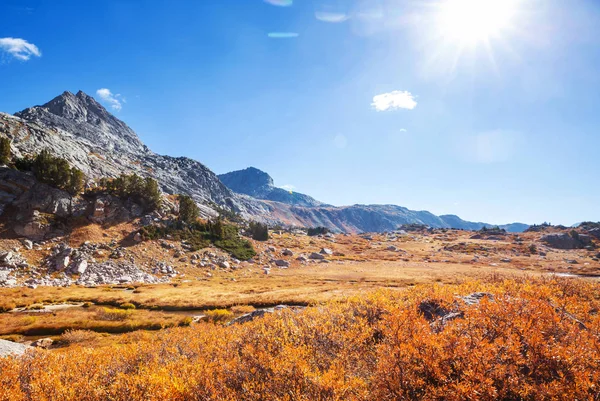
{"left": 0, "top": 339, "right": 31, "bottom": 357}
{"left": 540, "top": 233, "right": 593, "bottom": 250}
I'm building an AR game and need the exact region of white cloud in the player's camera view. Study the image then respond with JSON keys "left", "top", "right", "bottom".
{"left": 399, "top": 128, "right": 408, "bottom": 132}
{"left": 96, "top": 88, "right": 124, "bottom": 111}
{"left": 0, "top": 37, "right": 41, "bottom": 61}
{"left": 371, "top": 91, "right": 417, "bottom": 111}
{"left": 280, "top": 184, "right": 296, "bottom": 192}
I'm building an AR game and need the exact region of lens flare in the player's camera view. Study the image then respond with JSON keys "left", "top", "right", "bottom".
{"left": 267, "top": 32, "right": 299, "bottom": 38}
{"left": 264, "top": 0, "right": 292, "bottom": 6}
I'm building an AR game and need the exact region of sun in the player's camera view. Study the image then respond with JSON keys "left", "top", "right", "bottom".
{"left": 437, "top": 0, "right": 519, "bottom": 45}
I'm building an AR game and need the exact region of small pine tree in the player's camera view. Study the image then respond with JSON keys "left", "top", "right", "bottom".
{"left": 248, "top": 221, "right": 269, "bottom": 241}
{"left": 178, "top": 194, "right": 199, "bottom": 225}
{"left": 67, "top": 168, "right": 85, "bottom": 196}
{"left": 209, "top": 218, "right": 225, "bottom": 240}
{"left": 143, "top": 177, "right": 162, "bottom": 212}
{"left": 0, "top": 137, "right": 11, "bottom": 165}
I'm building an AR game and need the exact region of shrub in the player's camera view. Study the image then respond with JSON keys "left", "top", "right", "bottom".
{"left": 98, "top": 173, "right": 162, "bottom": 212}
{"left": 95, "top": 307, "right": 131, "bottom": 321}
{"left": 0, "top": 136, "right": 11, "bottom": 165}
{"left": 308, "top": 226, "right": 329, "bottom": 236}
{"left": 0, "top": 279, "right": 600, "bottom": 400}
{"left": 0, "top": 300, "right": 16, "bottom": 312}
{"left": 119, "top": 302, "right": 136, "bottom": 310}
{"left": 141, "top": 219, "right": 256, "bottom": 259}
{"left": 204, "top": 309, "right": 233, "bottom": 323}
{"left": 248, "top": 221, "right": 269, "bottom": 241}
{"left": 82, "top": 302, "right": 93, "bottom": 308}
{"left": 61, "top": 329, "right": 99, "bottom": 344}
{"left": 529, "top": 244, "right": 538, "bottom": 254}
{"left": 14, "top": 156, "right": 34, "bottom": 171}
{"left": 26, "top": 149, "right": 86, "bottom": 195}
{"left": 178, "top": 194, "right": 199, "bottom": 225}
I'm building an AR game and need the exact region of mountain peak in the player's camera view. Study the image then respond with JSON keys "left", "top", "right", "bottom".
{"left": 218, "top": 167, "right": 327, "bottom": 208}
{"left": 220, "top": 167, "right": 274, "bottom": 193}
{"left": 14, "top": 90, "right": 146, "bottom": 154}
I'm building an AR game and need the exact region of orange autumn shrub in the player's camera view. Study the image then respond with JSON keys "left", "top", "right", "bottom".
{"left": 0, "top": 277, "right": 599, "bottom": 401}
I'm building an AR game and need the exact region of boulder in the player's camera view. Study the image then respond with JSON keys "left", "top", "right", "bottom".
{"left": 274, "top": 259, "right": 290, "bottom": 268}
{"left": 541, "top": 233, "right": 592, "bottom": 250}
{"left": 31, "top": 338, "right": 53, "bottom": 349}
{"left": 320, "top": 248, "right": 333, "bottom": 255}
{"left": 13, "top": 210, "right": 53, "bottom": 240}
{"left": 309, "top": 252, "right": 325, "bottom": 260}
{"left": 72, "top": 259, "right": 88, "bottom": 275}
{"left": 282, "top": 249, "right": 294, "bottom": 256}
{"left": 0, "top": 339, "right": 31, "bottom": 357}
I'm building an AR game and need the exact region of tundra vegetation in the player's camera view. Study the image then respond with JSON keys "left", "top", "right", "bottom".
{"left": 0, "top": 277, "right": 599, "bottom": 400}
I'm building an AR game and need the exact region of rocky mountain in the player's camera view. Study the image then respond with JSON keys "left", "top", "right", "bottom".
{"left": 218, "top": 167, "right": 530, "bottom": 233}
{"left": 218, "top": 167, "right": 327, "bottom": 207}
{"left": 1, "top": 90, "right": 270, "bottom": 219}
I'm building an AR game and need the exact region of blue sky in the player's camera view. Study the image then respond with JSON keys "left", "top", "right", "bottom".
{"left": 1, "top": 0, "right": 599, "bottom": 225}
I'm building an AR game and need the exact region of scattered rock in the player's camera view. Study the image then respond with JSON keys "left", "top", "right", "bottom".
{"left": 274, "top": 259, "right": 290, "bottom": 268}
{"left": 309, "top": 252, "right": 325, "bottom": 260}
{"left": 282, "top": 249, "right": 294, "bottom": 256}
{"left": 320, "top": 248, "right": 333, "bottom": 255}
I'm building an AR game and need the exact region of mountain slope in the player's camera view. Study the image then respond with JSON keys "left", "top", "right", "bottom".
{"left": 218, "top": 167, "right": 327, "bottom": 207}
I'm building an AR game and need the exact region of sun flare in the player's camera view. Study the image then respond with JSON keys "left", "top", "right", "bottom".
{"left": 438, "top": 0, "right": 519, "bottom": 44}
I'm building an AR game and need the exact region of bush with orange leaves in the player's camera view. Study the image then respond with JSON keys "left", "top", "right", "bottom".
{"left": 1, "top": 276, "right": 599, "bottom": 400}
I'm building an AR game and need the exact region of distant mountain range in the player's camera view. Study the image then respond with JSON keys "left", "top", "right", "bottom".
{"left": 218, "top": 168, "right": 529, "bottom": 233}
{"left": 0, "top": 90, "right": 529, "bottom": 233}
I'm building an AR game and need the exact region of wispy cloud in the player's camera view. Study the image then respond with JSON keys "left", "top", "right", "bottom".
{"left": 264, "top": 0, "right": 292, "bottom": 6}
{"left": 399, "top": 128, "right": 408, "bottom": 132}
{"left": 96, "top": 88, "right": 124, "bottom": 111}
{"left": 0, "top": 37, "right": 41, "bottom": 61}
{"left": 371, "top": 91, "right": 417, "bottom": 111}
